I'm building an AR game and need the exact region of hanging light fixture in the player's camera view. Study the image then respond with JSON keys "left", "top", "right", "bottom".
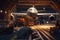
{"left": 27, "top": 5, "right": 38, "bottom": 14}
{"left": 49, "top": 14, "right": 54, "bottom": 17}
{"left": 27, "top": 5, "right": 38, "bottom": 19}
{"left": 49, "top": 14, "right": 55, "bottom": 21}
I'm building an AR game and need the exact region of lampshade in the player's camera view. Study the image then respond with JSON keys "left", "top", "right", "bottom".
{"left": 27, "top": 6, "right": 38, "bottom": 14}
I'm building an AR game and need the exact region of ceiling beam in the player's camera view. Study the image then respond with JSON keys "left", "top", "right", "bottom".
{"left": 50, "top": 1, "right": 60, "bottom": 13}
{"left": 18, "top": 1, "right": 60, "bottom": 13}
{"left": 18, "top": 1, "right": 50, "bottom": 6}
{"left": 19, "top": 0, "right": 50, "bottom": 1}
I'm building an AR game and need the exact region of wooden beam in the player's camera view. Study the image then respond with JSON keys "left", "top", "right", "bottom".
{"left": 18, "top": 1, "right": 50, "bottom": 6}
{"left": 19, "top": 0, "right": 50, "bottom": 1}
{"left": 50, "top": 1, "right": 60, "bottom": 13}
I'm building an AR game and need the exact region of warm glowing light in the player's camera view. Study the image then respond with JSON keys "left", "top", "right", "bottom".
{"left": 40, "top": 25, "right": 50, "bottom": 29}
{"left": 0, "top": 10, "right": 3, "bottom": 13}
{"left": 30, "top": 24, "right": 55, "bottom": 29}
{"left": 43, "top": 7, "right": 45, "bottom": 10}
{"left": 27, "top": 5, "right": 38, "bottom": 13}
{"left": 46, "top": 21, "right": 49, "bottom": 23}
{"left": 49, "top": 14, "right": 54, "bottom": 17}
{"left": 31, "top": 27, "right": 35, "bottom": 29}
{"left": 5, "top": 11, "right": 7, "bottom": 13}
